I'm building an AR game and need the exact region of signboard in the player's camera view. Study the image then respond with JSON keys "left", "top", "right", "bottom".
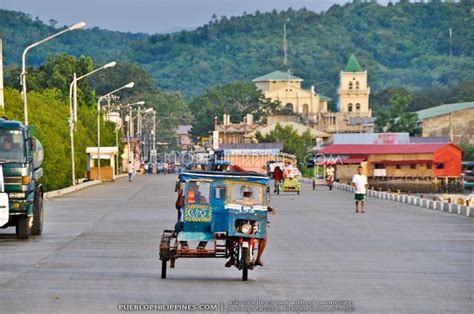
{"left": 333, "top": 133, "right": 410, "bottom": 145}
{"left": 184, "top": 204, "right": 212, "bottom": 222}
{"left": 223, "top": 149, "right": 281, "bottom": 155}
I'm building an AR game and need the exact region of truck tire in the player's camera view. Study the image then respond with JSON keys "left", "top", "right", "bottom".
{"left": 31, "top": 191, "right": 44, "bottom": 236}
{"left": 16, "top": 216, "right": 31, "bottom": 239}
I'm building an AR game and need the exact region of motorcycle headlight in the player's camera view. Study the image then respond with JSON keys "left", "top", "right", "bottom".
{"left": 241, "top": 223, "right": 253, "bottom": 235}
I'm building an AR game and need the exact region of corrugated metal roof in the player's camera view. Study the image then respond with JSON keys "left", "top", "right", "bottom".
{"left": 343, "top": 155, "right": 368, "bottom": 164}
{"left": 320, "top": 144, "right": 457, "bottom": 155}
{"left": 252, "top": 70, "right": 303, "bottom": 82}
{"left": 416, "top": 102, "right": 474, "bottom": 120}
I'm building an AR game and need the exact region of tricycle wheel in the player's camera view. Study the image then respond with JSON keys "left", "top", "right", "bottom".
{"left": 161, "top": 259, "right": 167, "bottom": 279}
{"left": 241, "top": 247, "right": 248, "bottom": 281}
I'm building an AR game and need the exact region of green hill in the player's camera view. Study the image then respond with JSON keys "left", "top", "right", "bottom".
{"left": 1, "top": 1, "right": 473, "bottom": 97}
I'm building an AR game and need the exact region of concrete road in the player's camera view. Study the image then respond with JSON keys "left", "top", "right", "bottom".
{"left": 0, "top": 175, "right": 472, "bottom": 313}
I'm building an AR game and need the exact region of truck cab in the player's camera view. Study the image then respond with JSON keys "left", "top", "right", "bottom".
{"left": 0, "top": 118, "right": 44, "bottom": 239}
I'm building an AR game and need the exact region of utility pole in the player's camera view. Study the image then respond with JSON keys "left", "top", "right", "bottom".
{"left": 0, "top": 37, "right": 4, "bottom": 109}
{"left": 283, "top": 21, "right": 288, "bottom": 69}
{"left": 128, "top": 107, "right": 132, "bottom": 167}
{"left": 153, "top": 111, "right": 156, "bottom": 162}
{"left": 283, "top": 19, "right": 292, "bottom": 112}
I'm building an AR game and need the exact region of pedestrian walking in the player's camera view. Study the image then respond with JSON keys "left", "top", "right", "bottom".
{"left": 326, "top": 164, "right": 335, "bottom": 191}
{"left": 127, "top": 162, "right": 134, "bottom": 182}
{"left": 352, "top": 165, "right": 368, "bottom": 213}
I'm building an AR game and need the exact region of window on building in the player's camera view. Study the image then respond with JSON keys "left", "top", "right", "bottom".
{"left": 426, "top": 163, "right": 432, "bottom": 169}
{"left": 284, "top": 103, "right": 294, "bottom": 114}
{"left": 396, "top": 164, "right": 401, "bottom": 169}
{"left": 303, "top": 104, "right": 309, "bottom": 115}
{"left": 375, "top": 164, "right": 386, "bottom": 169}
{"left": 436, "top": 163, "right": 445, "bottom": 169}
{"left": 410, "top": 164, "right": 416, "bottom": 169}
{"left": 348, "top": 103, "right": 353, "bottom": 112}
{"left": 356, "top": 103, "right": 361, "bottom": 112}
{"left": 349, "top": 82, "right": 353, "bottom": 90}
{"left": 355, "top": 81, "right": 360, "bottom": 89}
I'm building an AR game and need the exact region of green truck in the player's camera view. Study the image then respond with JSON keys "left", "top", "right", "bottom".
{"left": 0, "top": 118, "right": 44, "bottom": 239}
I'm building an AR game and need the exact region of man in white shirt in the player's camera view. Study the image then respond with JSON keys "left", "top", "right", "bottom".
{"left": 326, "top": 164, "right": 335, "bottom": 191}
{"left": 352, "top": 166, "right": 368, "bottom": 213}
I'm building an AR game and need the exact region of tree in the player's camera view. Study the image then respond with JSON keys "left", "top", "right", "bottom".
{"left": 5, "top": 54, "right": 96, "bottom": 106}
{"left": 3, "top": 88, "right": 118, "bottom": 191}
{"left": 255, "top": 123, "right": 313, "bottom": 163}
{"left": 375, "top": 94, "right": 420, "bottom": 135}
{"left": 459, "top": 143, "right": 474, "bottom": 161}
{"left": 189, "top": 81, "right": 279, "bottom": 138}
{"left": 2, "top": 2, "right": 473, "bottom": 98}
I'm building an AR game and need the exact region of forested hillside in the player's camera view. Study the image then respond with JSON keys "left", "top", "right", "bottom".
{"left": 1, "top": 0, "right": 473, "bottom": 97}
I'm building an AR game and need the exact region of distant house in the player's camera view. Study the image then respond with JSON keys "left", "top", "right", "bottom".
{"left": 416, "top": 101, "right": 474, "bottom": 145}
{"left": 319, "top": 143, "right": 463, "bottom": 192}
{"left": 176, "top": 125, "right": 192, "bottom": 150}
{"left": 220, "top": 143, "right": 284, "bottom": 174}
{"left": 246, "top": 121, "right": 331, "bottom": 149}
{"left": 214, "top": 114, "right": 261, "bottom": 145}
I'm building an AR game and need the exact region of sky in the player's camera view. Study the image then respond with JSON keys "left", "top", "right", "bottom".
{"left": 0, "top": 0, "right": 391, "bottom": 34}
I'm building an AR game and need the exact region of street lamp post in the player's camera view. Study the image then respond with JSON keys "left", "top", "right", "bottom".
{"left": 69, "top": 61, "right": 116, "bottom": 185}
{"left": 113, "top": 101, "right": 144, "bottom": 175}
{"left": 21, "top": 21, "right": 86, "bottom": 125}
{"left": 142, "top": 108, "right": 154, "bottom": 162}
{"left": 97, "top": 82, "right": 134, "bottom": 181}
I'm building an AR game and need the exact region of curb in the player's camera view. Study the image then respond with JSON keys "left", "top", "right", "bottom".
{"left": 44, "top": 174, "right": 128, "bottom": 199}
{"left": 44, "top": 180, "right": 102, "bottom": 199}
{"left": 332, "top": 182, "right": 473, "bottom": 218}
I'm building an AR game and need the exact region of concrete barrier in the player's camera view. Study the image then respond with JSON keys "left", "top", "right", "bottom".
{"left": 44, "top": 174, "right": 129, "bottom": 200}
{"left": 332, "top": 181, "right": 473, "bottom": 218}
{"left": 427, "top": 200, "right": 433, "bottom": 209}
{"left": 45, "top": 180, "right": 102, "bottom": 199}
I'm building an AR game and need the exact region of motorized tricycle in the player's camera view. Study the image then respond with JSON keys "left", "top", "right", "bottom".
{"left": 275, "top": 166, "right": 301, "bottom": 195}
{"left": 159, "top": 170, "right": 270, "bottom": 281}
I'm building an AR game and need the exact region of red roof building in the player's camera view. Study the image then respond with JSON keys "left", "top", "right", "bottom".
{"left": 319, "top": 143, "right": 462, "bottom": 179}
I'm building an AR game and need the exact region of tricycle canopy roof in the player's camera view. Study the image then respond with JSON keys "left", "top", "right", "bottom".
{"left": 179, "top": 170, "right": 269, "bottom": 185}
